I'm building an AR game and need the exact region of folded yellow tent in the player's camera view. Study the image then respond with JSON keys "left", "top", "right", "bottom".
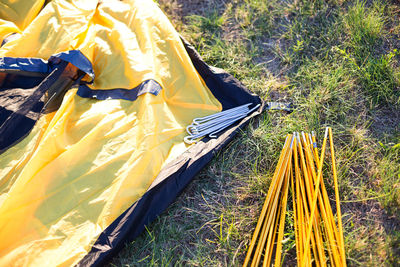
{"left": 0, "top": 0, "right": 261, "bottom": 266}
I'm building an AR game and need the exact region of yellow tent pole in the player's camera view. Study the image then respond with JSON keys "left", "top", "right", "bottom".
{"left": 305, "top": 133, "right": 343, "bottom": 267}
{"left": 311, "top": 132, "right": 340, "bottom": 265}
{"left": 310, "top": 133, "right": 333, "bottom": 227}
{"left": 262, "top": 175, "right": 285, "bottom": 267}
{"left": 304, "top": 132, "right": 317, "bottom": 165}
{"left": 274, "top": 158, "right": 291, "bottom": 267}
{"left": 297, "top": 133, "right": 327, "bottom": 266}
{"left": 301, "top": 127, "right": 340, "bottom": 266}
{"left": 309, "top": 132, "right": 340, "bottom": 239}
{"left": 243, "top": 135, "right": 291, "bottom": 267}
{"left": 293, "top": 134, "right": 305, "bottom": 265}
{"left": 303, "top": 134, "right": 328, "bottom": 266}
{"left": 294, "top": 134, "right": 310, "bottom": 266}
{"left": 297, "top": 185, "right": 307, "bottom": 266}
{"left": 251, "top": 160, "right": 290, "bottom": 266}
{"left": 252, "top": 197, "right": 279, "bottom": 267}
{"left": 250, "top": 190, "right": 275, "bottom": 267}
{"left": 244, "top": 130, "right": 347, "bottom": 267}
{"left": 298, "top": 156, "right": 322, "bottom": 267}
{"left": 297, "top": 134, "right": 322, "bottom": 266}
{"left": 311, "top": 135, "right": 333, "bottom": 263}
{"left": 254, "top": 136, "right": 294, "bottom": 266}
{"left": 300, "top": 131, "right": 342, "bottom": 266}
{"left": 263, "top": 199, "right": 281, "bottom": 267}
{"left": 311, "top": 132, "right": 320, "bottom": 165}
{"left": 244, "top": 130, "right": 346, "bottom": 267}
{"left": 250, "top": 136, "right": 293, "bottom": 267}
{"left": 329, "top": 127, "right": 346, "bottom": 266}
{"left": 303, "top": 132, "right": 343, "bottom": 266}
{"left": 295, "top": 153, "right": 306, "bottom": 265}
{"left": 290, "top": 149, "right": 301, "bottom": 267}
{"left": 263, "top": 136, "right": 293, "bottom": 267}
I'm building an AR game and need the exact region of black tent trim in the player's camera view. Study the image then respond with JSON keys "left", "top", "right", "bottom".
{"left": 76, "top": 39, "right": 263, "bottom": 266}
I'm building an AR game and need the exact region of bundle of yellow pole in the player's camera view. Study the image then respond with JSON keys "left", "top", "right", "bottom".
{"left": 243, "top": 127, "right": 346, "bottom": 266}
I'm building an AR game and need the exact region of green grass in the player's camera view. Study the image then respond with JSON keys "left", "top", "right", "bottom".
{"left": 109, "top": 0, "right": 400, "bottom": 266}
{"left": 344, "top": 1, "right": 384, "bottom": 54}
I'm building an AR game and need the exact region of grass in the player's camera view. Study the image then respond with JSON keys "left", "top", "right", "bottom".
{"left": 109, "top": 0, "right": 400, "bottom": 266}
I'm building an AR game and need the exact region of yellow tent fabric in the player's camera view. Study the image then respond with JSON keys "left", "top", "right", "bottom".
{"left": 0, "top": 0, "right": 45, "bottom": 30}
{"left": 0, "top": 0, "right": 222, "bottom": 266}
{"left": 0, "top": 19, "right": 21, "bottom": 45}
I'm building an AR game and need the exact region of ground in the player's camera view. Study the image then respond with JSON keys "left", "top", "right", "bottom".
{"left": 109, "top": 0, "right": 400, "bottom": 266}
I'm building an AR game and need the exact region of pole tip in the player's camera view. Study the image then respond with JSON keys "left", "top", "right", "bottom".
{"left": 290, "top": 134, "right": 295, "bottom": 148}
{"left": 301, "top": 131, "right": 307, "bottom": 143}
